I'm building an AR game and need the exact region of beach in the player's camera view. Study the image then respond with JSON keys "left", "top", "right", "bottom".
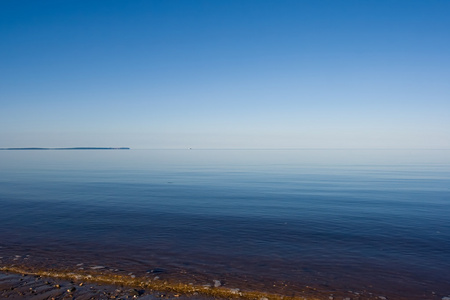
{"left": 0, "top": 270, "right": 209, "bottom": 300}
{"left": 0, "top": 257, "right": 435, "bottom": 300}
{"left": 0, "top": 268, "right": 389, "bottom": 300}
{"left": 0, "top": 265, "right": 323, "bottom": 300}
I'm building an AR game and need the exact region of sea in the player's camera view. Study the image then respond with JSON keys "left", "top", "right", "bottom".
{"left": 0, "top": 149, "right": 449, "bottom": 299}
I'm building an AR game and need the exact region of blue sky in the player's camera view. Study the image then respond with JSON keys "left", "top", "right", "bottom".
{"left": 1, "top": 0, "right": 449, "bottom": 149}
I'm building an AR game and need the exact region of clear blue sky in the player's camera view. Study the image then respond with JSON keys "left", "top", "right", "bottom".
{"left": 1, "top": 0, "right": 449, "bottom": 149}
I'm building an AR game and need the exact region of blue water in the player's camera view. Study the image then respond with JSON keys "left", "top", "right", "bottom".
{"left": 1, "top": 149, "right": 449, "bottom": 299}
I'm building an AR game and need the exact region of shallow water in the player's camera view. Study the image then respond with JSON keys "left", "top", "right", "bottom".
{"left": 1, "top": 149, "right": 449, "bottom": 299}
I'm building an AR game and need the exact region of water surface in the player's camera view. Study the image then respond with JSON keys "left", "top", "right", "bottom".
{"left": 1, "top": 149, "right": 449, "bottom": 299}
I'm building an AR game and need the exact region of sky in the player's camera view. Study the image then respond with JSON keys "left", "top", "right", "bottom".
{"left": 1, "top": 0, "right": 449, "bottom": 149}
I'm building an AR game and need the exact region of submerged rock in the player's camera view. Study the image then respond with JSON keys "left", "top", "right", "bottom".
{"left": 90, "top": 266, "right": 105, "bottom": 270}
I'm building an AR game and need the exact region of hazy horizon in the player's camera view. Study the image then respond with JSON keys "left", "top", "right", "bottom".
{"left": 1, "top": 1, "right": 449, "bottom": 149}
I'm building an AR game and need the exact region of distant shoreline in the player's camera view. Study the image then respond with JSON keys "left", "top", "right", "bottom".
{"left": 0, "top": 147, "right": 130, "bottom": 150}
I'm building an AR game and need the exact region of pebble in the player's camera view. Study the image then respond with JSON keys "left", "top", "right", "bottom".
{"left": 90, "top": 266, "right": 105, "bottom": 270}
{"left": 213, "top": 280, "right": 221, "bottom": 287}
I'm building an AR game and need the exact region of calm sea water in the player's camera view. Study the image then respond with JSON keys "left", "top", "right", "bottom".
{"left": 1, "top": 149, "right": 449, "bottom": 299}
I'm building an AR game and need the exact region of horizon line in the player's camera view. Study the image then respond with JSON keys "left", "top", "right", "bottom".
{"left": 132, "top": 147, "right": 450, "bottom": 150}
{"left": 2, "top": 147, "right": 450, "bottom": 151}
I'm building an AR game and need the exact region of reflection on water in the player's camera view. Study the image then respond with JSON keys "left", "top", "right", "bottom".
{"left": 1, "top": 149, "right": 450, "bottom": 299}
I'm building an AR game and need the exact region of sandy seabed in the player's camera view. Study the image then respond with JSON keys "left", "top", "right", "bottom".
{"left": 0, "top": 255, "right": 441, "bottom": 300}
{"left": 0, "top": 267, "right": 402, "bottom": 300}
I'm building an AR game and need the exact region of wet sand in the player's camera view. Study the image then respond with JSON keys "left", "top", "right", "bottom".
{"left": 0, "top": 266, "right": 327, "bottom": 300}
{"left": 0, "top": 267, "right": 407, "bottom": 300}
{"left": 0, "top": 255, "right": 443, "bottom": 300}
{"left": 0, "top": 270, "right": 224, "bottom": 300}
{"left": 0, "top": 254, "right": 327, "bottom": 300}
{"left": 1, "top": 249, "right": 442, "bottom": 300}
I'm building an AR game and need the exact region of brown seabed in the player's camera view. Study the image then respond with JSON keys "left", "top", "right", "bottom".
{"left": 0, "top": 266, "right": 326, "bottom": 300}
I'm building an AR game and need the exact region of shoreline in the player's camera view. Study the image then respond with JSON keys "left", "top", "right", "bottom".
{"left": 0, "top": 254, "right": 445, "bottom": 300}
{"left": 0, "top": 266, "right": 322, "bottom": 300}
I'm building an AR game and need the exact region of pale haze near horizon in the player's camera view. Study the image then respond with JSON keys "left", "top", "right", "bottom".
{"left": 1, "top": 1, "right": 449, "bottom": 149}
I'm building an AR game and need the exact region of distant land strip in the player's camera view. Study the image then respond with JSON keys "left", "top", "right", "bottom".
{"left": 0, "top": 147, "right": 130, "bottom": 150}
